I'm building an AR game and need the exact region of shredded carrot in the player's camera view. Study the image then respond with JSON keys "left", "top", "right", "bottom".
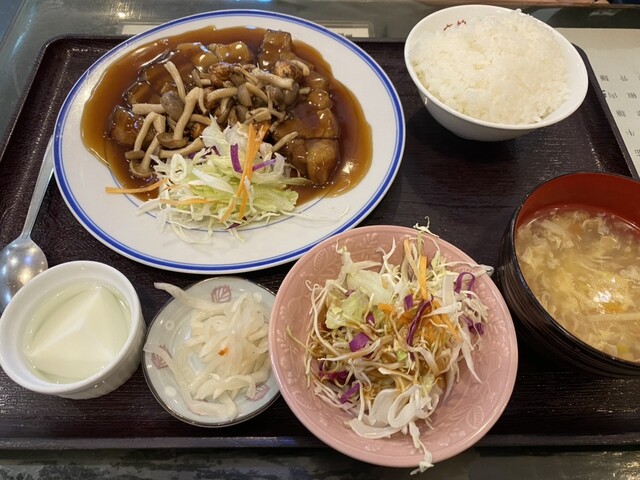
{"left": 425, "top": 324, "right": 437, "bottom": 344}
{"left": 431, "top": 312, "right": 460, "bottom": 340}
{"left": 377, "top": 303, "right": 395, "bottom": 315}
{"left": 238, "top": 189, "right": 249, "bottom": 219}
{"left": 220, "top": 198, "right": 236, "bottom": 222}
{"left": 237, "top": 124, "right": 256, "bottom": 195}
{"left": 236, "top": 123, "right": 269, "bottom": 219}
{"left": 397, "top": 310, "right": 415, "bottom": 327}
{"left": 105, "top": 179, "right": 163, "bottom": 194}
{"left": 418, "top": 255, "right": 428, "bottom": 300}
{"left": 403, "top": 239, "right": 412, "bottom": 264}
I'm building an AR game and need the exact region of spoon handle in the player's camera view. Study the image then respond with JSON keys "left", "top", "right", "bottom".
{"left": 20, "top": 137, "right": 54, "bottom": 239}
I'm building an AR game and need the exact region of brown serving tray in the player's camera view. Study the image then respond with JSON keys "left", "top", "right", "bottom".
{"left": 0, "top": 36, "right": 638, "bottom": 450}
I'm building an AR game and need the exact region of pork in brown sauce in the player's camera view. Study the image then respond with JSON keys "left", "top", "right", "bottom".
{"left": 106, "top": 29, "right": 341, "bottom": 185}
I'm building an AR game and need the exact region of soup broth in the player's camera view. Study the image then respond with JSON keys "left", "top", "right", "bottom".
{"left": 515, "top": 207, "right": 640, "bottom": 363}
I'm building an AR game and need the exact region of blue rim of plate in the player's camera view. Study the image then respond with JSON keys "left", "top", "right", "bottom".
{"left": 53, "top": 9, "right": 405, "bottom": 274}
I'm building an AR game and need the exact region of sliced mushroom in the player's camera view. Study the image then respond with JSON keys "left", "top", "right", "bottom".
{"left": 244, "top": 108, "right": 272, "bottom": 124}
{"left": 191, "top": 68, "right": 203, "bottom": 88}
{"left": 157, "top": 132, "right": 189, "bottom": 149}
{"left": 271, "top": 131, "right": 298, "bottom": 153}
{"left": 245, "top": 83, "right": 269, "bottom": 104}
{"left": 265, "top": 85, "right": 284, "bottom": 106}
{"left": 290, "top": 59, "right": 310, "bottom": 77}
{"left": 152, "top": 113, "right": 166, "bottom": 135}
{"left": 129, "top": 160, "right": 151, "bottom": 178}
{"left": 163, "top": 61, "right": 186, "bottom": 101}
{"left": 190, "top": 122, "right": 207, "bottom": 139}
{"left": 208, "top": 62, "right": 235, "bottom": 87}
{"left": 227, "top": 108, "right": 239, "bottom": 126}
{"left": 251, "top": 68, "right": 295, "bottom": 91}
{"left": 124, "top": 150, "right": 145, "bottom": 161}
{"left": 235, "top": 105, "right": 249, "bottom": 123}
{"left": 158, "top": 138, "right": 205, "bottom": 159}
{"left": 190, "top": 114, "right": 212, "bottom": 125}
{"left": 130, "top": 135, "right": 160, "bottom": 178}
{"left": 159, "top": 83, "right": 175, "bottom": 96}
{"left": 215, "top": 97, "right": 234, "bottom": 125}
{"left": 230, "top": 72, "right": 247, "bottom": 87}
{"left": 236, "top": 83, "right": 253, "bottom": 108}
{"left": 172, "top": 87, "right": 201, "bottom": 141}
{"left": 272, "top": 60, "right": 304, "bottom": 83}
{"left": 234, "top": 65, "right": 259, "bottom": 85}
{"left": 197, "top": 87, "right": 206, "bottom": 114}
{"left": 282, "top": 83, "right": 300, "bottom": 106}
{"left": 268, "top": 106, "right": 287, "bottom": 121}
{"left": 133, "top": 112, "right": 159, "bottom": 152}
{"left": 159, "top": 91, "right": 185, "bottom": 123}
{"left": 205, "top": 87, "right": 238, "bottom": 109}
{"left": 131, "top": 103, "right": 166, "bottom": 115}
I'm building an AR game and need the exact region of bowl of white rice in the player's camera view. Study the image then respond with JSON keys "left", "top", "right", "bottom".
{"left": 404, "top": 5, "right": 588, "bottom": 141}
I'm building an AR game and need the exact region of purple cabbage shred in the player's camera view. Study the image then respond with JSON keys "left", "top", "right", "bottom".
{"left": 349, "top": 332, "right": 370, "bottom": 352}
{"left": 339, "top": 382, "right": 360, "bottom": 404}
{"left": 365, "top": 312, "right": 375, "bottom": 325}
{"left": 462, "top": 315, "right": 484, "bottom": 335}
{"left": 252, "top": 158, "right": 276, "bottom": 171}
{"left": 406, "top": 299, "right": 432, "bottom": 346}
{"left": 230, "top": 144, "right": 242, "bottom": 173}
{"left": 404, "top": 294, "right": 414, "bottom": 311}
{"left": 454, "top": 272, "right": 476, "bottom": 294}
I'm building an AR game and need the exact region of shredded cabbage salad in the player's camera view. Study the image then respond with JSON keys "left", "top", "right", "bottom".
{"left": 144, "top": 282, "right": 271, "bottom": 422}
{"left": 301, "top": 231, "right": 491, "bottom": 473}
{"left": 136, "top": 121, "right": 309, "bottom": 241}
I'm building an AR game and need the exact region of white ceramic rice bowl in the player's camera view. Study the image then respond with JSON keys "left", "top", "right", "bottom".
{"left": 404, "top": 5, "right": 588, "bottom": 141}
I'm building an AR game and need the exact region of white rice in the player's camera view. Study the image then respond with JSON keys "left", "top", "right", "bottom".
{"left": 410, "top": 10, "right": 569, "bottom": 125}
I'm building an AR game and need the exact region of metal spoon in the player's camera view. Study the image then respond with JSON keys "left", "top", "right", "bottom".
{"left": 0, "top": 138, "right": 54, "bottom": 311}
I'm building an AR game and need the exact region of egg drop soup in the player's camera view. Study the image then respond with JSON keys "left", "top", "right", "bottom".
{"left": 516, "top": 208, "right": 640, "bottom": 363}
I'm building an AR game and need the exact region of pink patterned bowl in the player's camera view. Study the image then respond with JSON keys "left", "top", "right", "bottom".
{"left": 269, "top": 225, "right": 518, "bottom": 468}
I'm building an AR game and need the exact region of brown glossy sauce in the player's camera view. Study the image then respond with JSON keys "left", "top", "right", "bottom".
{"left": 81, "top": 26, "right": 372, "bottom": 203}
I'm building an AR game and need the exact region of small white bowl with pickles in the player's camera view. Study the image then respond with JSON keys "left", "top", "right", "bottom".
{"left": 0, "top": 260, "right": 145, "bottom": 399}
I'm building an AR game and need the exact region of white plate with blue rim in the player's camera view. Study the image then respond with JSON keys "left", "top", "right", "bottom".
{"left": 53, "top": 10, "right": 404, "bottom": 274}
{"left": 142, "top": 277, "right": 279, "bottom": 427}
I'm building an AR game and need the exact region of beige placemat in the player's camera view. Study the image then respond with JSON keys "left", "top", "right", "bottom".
{"left": 559, "top": 28, "right": 640, "bottom": 175}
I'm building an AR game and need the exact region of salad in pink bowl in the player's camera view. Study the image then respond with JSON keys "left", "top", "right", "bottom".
{"left": 269, "top": 225, "right": 518, "bottom": 472}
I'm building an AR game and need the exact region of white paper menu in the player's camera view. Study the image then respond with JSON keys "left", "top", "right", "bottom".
{"left": 559, "top": 28, "right": 640, "bottom": 177}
